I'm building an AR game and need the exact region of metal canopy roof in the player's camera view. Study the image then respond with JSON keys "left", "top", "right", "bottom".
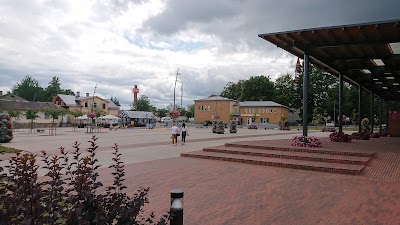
{"left": 259, "top": 19, "right": 400, "bottom": 100}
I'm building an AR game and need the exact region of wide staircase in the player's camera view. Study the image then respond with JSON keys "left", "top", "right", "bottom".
{"left": 181, "top": 142, "right": 375, "bottom": 175}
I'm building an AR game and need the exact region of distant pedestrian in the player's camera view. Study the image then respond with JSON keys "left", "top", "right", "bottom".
{"left": 171, "top": 122, "right": 179, "bottom": 145}
{"left": 181, "top": 123, "right": 188, "bottom": 145}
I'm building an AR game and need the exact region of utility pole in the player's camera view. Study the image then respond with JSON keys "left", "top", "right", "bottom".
{"left": 180, "top": 81, "right": 183, "bottom": 108}
{"left": 173, "top": 69, "right": 180, "bottom": 111}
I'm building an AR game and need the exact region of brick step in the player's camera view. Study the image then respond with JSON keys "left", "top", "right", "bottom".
{"left": 225, "top": 143, "right": 374, "bottom": 157}
{"left": 181, "top": 151, "right": 365, "bottom": 175}
{"left": 203, "top": 146, "right": 371, "bottom": 165}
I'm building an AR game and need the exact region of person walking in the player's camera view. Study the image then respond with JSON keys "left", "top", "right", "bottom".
{"left": 181, "top": 123, "right": 188, "bottom": 145}
{"left": 171, "top": 122, "right": 179, "bottom": 145}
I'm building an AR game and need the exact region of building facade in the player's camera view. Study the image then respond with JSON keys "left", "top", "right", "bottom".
{"left": 53, "top": 92, "right": 119, "bottom": 116}
{"left": 194, "top": 94, "right": 289, "bottom": 125}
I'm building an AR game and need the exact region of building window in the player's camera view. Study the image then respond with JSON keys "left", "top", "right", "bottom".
{"left": 93, "top": 102, "right": 97, "bottom": 109}
{"left": 270, "top": 109, "right": 273, "bottom": 113}
{"left": 85, "top": 102, "right": 88, "bottom": 107}
{"left": 208, "top": 105, "right": 210, "bottom": 111}
{"left": 261, "top": 118, "right": 269, "bottom": 124}
{"left": 198, "top": 106, "right": 200, "bottom": 111}
{"left": 258, "top": 108, "right": 261, "bottom": 113}
{"left": 245, "top": 108, "right": 248, "bottom": 113}
{"left": 274, "top": 109, "right": 276, "bottom": 113}
{"left": 262, "top": 108, "right": 265, "bottom": 113}
{"left": 252, "top": 108, "right": 255, "bottom": 113}
{"left": 102, "top": 103, "right": 106, "bottom": 109}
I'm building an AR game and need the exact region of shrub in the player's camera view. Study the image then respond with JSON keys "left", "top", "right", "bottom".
{"left": 371, "top": 132, "right": 380, "bottom": 138}
{"left": 329, "top": 131, "right": 351, "bottom": 142}
{"left": 361, "top": 118, "right": 370, "bottom": 132}
{"left": 350, "top": 132, "right": 371, "bottom": 140}
{"left": 0, "top": 113, "right": 13, "bottom": 143}
{"left": 379, "top": 129, "right": 388, "bottom": 137}
{"left": 0, "top": 136, "right": 168, "bottom": 225}
{"left": 290, "top": 135, "right": 322, "bottom": 147}
{"left": 248, "top": 125, "right": 257, "bottom": 129}
{"left": 279, "top": 126, "right": 290, "bottom": 131}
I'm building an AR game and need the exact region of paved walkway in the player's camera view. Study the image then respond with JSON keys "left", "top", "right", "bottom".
{"left": 1, "top": 127, "right": 400, "bottom": 224}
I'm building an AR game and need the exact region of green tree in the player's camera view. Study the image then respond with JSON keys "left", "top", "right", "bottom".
{"left": 155, "top": 108, "right": 168, "bottom": 118}
{"left": 7, "top": 109, "right": 22, "bottom": 122}
{"left": 110, "top": 96, "right": 121, "bottom": 106}
{"left": 44, "top": 108, "right": 64, "bottom": 122}
{"left": 185, "top": 111, "right": 193, "bottom": 118}
{"left": 221, "top": 75, "right": 275, "bottom": 101}
{"left": 189, "top": 104, "right": 195, "bottom": 117}
{"left": 294, "top": 64, "right": 337, "bottom": 122}
{"left": 221, "top": 80, "right": 245, "bottom": 100}
{"left": 274, "top": 73, "right": 296, "bottom": 109}
{"left": 44, "top": 76, "right": 63, "bottom": 102}
{"left": 68, "top": 109, "right": 83, "bottom": 118}
{"left": 12, "top": 75, "right": 45, "bottom": 101}
{"left": 132, "top": 95, "right": 153, "bottom": 111}
{"left": 25, "top": 109, "right": 39, "bottom": 131}
{"left": 94, "top": 108, "right": 106, "bottom": 117}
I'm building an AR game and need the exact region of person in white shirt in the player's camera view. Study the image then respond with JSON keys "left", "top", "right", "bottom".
{"left": 171, "top": 122, "right": 179, "bottom": 145}
{"left": 181, "top": 123, "right": 188, "bottom": 145}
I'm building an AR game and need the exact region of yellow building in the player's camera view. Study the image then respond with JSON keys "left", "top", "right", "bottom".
{"left": 194, "top": 95, "right": 237, "bottom": 123}
{"left": 194, "top": 94, "right": 289, "bottom": 126}
{"left": 238, "top": 101, "right": 289, "bottom": 125}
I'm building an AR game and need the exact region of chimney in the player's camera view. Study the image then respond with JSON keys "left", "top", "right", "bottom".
{"left": 76, "top": 92, "right": 80, "bottom": 98}
{"left": 0, "top": 91, "right": 2, "bottom": 96}
{"left": 260, "top": 97, "right": 263, "bottom": 101}
{"left": 86, "top": 92, "right": 89, "bottom": 97}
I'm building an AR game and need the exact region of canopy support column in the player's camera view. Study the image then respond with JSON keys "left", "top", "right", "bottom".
{"left": 338, "top": 73, "right": 343, "bottom": 133}
{"left": 370, "top": 92, "right": 374, "bottom": 132}
{"left": 303, "top": 53, "right": 309, "bottom": 136}
{"left": 379, "top": 97, "right": 383, "bottom": 131}
{"left": 358, "top": 85, "right": 362, "bottom": 132}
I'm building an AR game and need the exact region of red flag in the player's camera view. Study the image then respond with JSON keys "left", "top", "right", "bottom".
{"left": 295, "top": 57, "right": 301, "bottom": 73}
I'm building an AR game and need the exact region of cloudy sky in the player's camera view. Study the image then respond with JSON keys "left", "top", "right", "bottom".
{"left": 0, "top": 0, "right": 399, "bottom": 109}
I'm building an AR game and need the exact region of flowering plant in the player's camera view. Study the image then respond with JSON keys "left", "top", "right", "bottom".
{"left": 290, "top": 135, "right": 322, "bottom": 147}
{"left": 279, "top": 126, "right": 290, "bottom": 130}
{"left": 168, "top": 109, "right": 181, "bottom": 119}
{"left": 351, "top": 132, "right": 370, "bottom": 140}
{"left": 370, "top": 132, "right": 380, "bottom": 138}
{"left": 0, "top": 113, "right": 13, "bottom": 143}
{"left": 248, "top": 125, "right": 257, "bottom": 129}
{"left": 87, "top": 112, "right": 96, "bottom": 119}
{"left": 329, "top": 131, "right": 351, "bottom": 142}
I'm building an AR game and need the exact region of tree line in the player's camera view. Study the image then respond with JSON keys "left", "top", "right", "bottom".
{"left": 9, "top": 75, "right": 194, "bottom": 119}
{"left": 220, "top": 64, "right": 394, "bottom": 125}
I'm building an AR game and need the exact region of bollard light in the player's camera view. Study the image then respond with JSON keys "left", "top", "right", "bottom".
{"left": 170, "top": 189, "right": 184, "bottom": 225}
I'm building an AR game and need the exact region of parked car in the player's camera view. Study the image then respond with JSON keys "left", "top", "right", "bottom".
{"left": 203, "top": 120, "right": 213, "bottom": 126}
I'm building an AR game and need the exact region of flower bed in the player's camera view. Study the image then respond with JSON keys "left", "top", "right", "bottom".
{"left": 329, "top": 131, "right": 351, "bottom": 142}
{"left": 279, "top": 126, "right": 291, "bottom": 130}
{"left": 351, "top": 132, "right": 370, "bottom": 140}
{"left": 290, "top": 135, "right": 322, "bottom": 147}
{"left": 370, "top": 132, "right": 380, "bottom": 138}
{"left": 248, "top": 125, "right": 257, "bottom": 129}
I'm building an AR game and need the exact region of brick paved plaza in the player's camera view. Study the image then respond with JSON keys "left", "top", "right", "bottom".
{"left": 1, "top": 126, "right": 400, "bottom": 224}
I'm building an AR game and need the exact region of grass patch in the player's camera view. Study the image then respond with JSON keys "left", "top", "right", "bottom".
{"left": 0, "top": 146, "right": 20, "bottom": 154}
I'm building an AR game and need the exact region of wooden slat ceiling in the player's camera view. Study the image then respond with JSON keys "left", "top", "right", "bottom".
{"left": 259, "top": 19, "right": 400, "bottom": 100}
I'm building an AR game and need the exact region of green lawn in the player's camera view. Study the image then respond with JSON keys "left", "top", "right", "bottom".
{"left": 0, "top": 145, "right": 20, "bottom": 154}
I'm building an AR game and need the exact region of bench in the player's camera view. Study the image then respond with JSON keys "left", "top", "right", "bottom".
{"left": 37, "top": 129, "right": 45, "bottom": 133}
